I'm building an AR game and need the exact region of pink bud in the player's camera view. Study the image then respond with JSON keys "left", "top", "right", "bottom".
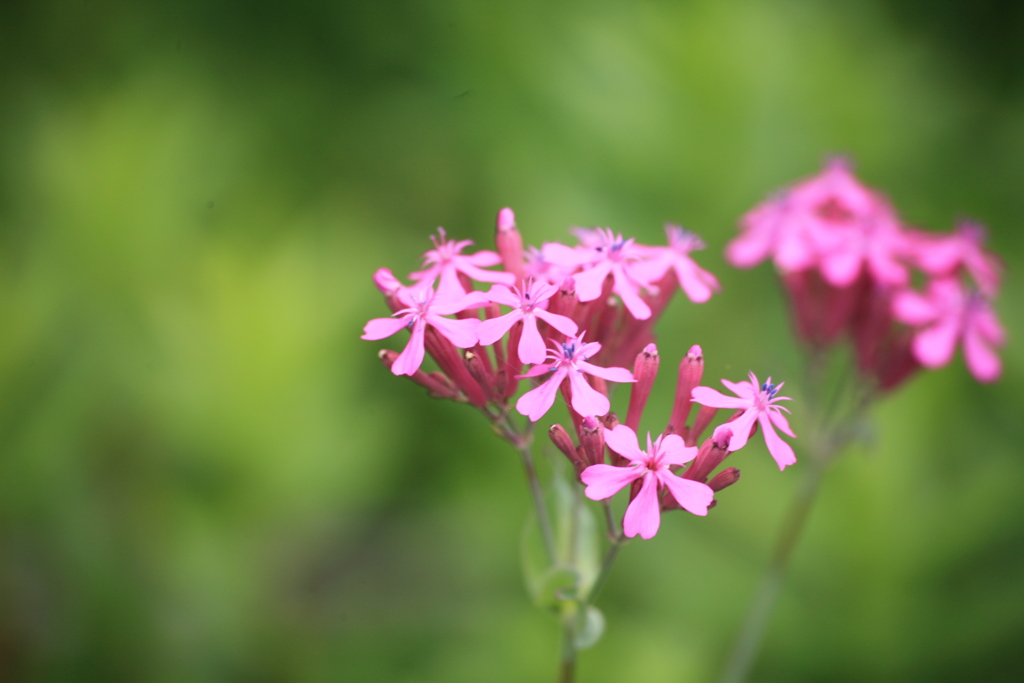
{"left": 578, "top": 415, "right": 606, "bottom": 466}
{"left": 546, "top": 277, "right": 577, "bottom": 319}
{"left": 683, "top": 431, "right": 731, "bottom": 483}
{"left": 708, "top": 467, "right": 740, "bottom": 492}
{"left": 464, "top": 351, "right": 500, "bottom": 404}
{"left": 549, "top": 424, "right": 582, "bottom": 468}
{"left": 625, "top": 343, "right": 659, "bottom": 430}
{"left": 495, "top": 207, "right": 525, "bottom": 282}
{"left": 668, "top": 345, "right": 703, "bottom": 435}
{"left": 373, "top": 268, "right": 404, "bottom": 312}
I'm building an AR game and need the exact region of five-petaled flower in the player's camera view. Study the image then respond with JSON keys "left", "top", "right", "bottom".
{"left": 516, "top": 333, "right": 634, "bottom": 421}
{"left": 410, "top": 228, "right": 515, "bottom": 300}
{"left": 477, "top": 279, "right": 579, "bottom": 364}
{"left": 581, "top": 425, "right": 714, "bottom": 539}
{"left": 361, "top": 283, "right": 486, "bottom": 376}
{"left": 639, "top": 225, "right": 721, "bottom": 303}
{"left": 691, "top": 373, "right": 797, "bottom": 470}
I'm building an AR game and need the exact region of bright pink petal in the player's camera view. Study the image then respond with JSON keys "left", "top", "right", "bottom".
{"left": 759, "top": 413, "right": 796, "bottom": 470}
{"left": 516, "top": 369, "right": 566, "bottom": 421}
{"left": 431, "top": 290, "right": 489, "bottom": 315}
{"left": 362, "top": 316, "right": 410, "bottom": 341}
{"left": 485, "top": 284, "right": 521, "bottom": 307}
{"left": 428, "top": 315, "right": 480, "bottom": 349}
{"left": 612, "top": 270, "right": 652, "bottom": 320}
{"left": 518, "top": 362, "right": 555, "bottom": 379}
{"left": 391, "top": 322, "right": 426, "bottom": 376}
{"left": 656, "top": 434, "right": 697, "bottom": 466}
{"left": 569, "top": 370, "right": 611, "bottom": 417}
{"left": 463, "top": 250, "right": 502, "bottom": 267}
{"left": 573, "top": 261, "right": 614, "bottom": 302}
{"left": 724, "top": 409, "right": 758, "bottom": 452}
{"left": 581, "top": 464, "right": 644, "bottom": 500}
{"left": 518, "top": 315, "right": 548, "bottom": 365}
{"left": 577, "top": 361, "right": 635, "bottom": 384}
{"left": 477, "top": 310, "right": 522, "bottom": 346}
{"left": 767, "top": 408, "right": 796, "bottom": 438}
{"left": 458, "top": 261, "right": 516, "bottom": 285}
{"left": 963, "top": 325, "right": 1002, "bottom": 383}
{"left": 912, "top": 318, "right": 960, "bottom": 368}
{"left": 820, "top": 248, "right": 863, "bottom": 287}
{"left": 622, "top": 473, "right": 662, "bottom": 539}
{"left": 691, "top": 386, "right": 750, "bottom": 410}
{"left": 534, "top": 308, "right": 579, "bottom": 337}
{"left": 604, "top": 424, "right": 646, "bottom": 463}
{"left": 675, "top": 261, "right": 717, "bottom": 303}
{"left": 659, "top": 471, "right": 713, "bottom": 516}
{"left": 892, "top": 290, "right": 939, "bottom": 326}
{"left": 720, "top": 378, "right": 755, "bottom": 400}
{"left": 434, "top": 264, "right": 466, "bottom": 300}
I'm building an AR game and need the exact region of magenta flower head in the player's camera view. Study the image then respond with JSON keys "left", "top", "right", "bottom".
{"left": 581, "top": 425, "right": 714, "bottom": 539}
{"left": 691, "top": 373, "right": 797, "bottom": 471}
{"left": 410, "top": 228, "right": 515, "bottom": 300}
{"left": 892, "top": 278, "right": 1006, "bottom": 383}
{"left": 542, "top": 227, "right": 656, "bottom": 320}
{"left": 362, "top": 283, "right": 487, "bottom": 376}
{"left": 909, "top": 221, "right": 1002, "bottom": 297}
{"left": 640, "top": 225, "right": 721, "bottom": 303}
{"left": 516, "top": 333, "right": 635, "bottom": 421}
{"left": 477, "top": 279, "right": 579, "bottom": 365}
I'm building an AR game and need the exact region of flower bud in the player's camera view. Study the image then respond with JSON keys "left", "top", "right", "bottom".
{"left": 625, "top": 343, "right": 659, "bottom": 431}
{"left": 373, "top": 268, "right": 404, "bottom": 312}
{"left": 683, "top": 426, "right": 732, "bottom": 482}
{"left": 548, "top": 424, "right": 582, "bottom": 468}
{"left": 668, "top": 345, "right": 703, "bottom": 435}
{"left": 579, "top": 415, "right": 606, "bottom": 466}
{"left": 464, "top": 351, "right": 500, "bottom": 403}
{"left": 707, "top": 467, "right": 740, "bottom": 492}
{"left": 547, "top": 277, "right": 577, "bottom": 319}
{"left": 495, "top": 207, "right": 525, "bottom": 282}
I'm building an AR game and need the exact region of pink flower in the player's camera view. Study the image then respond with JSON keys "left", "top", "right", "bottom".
{"left": 728, "top": 158, "right": 893, "bottom": 279}
{"left": 892, "top": 278, "right": 1005, "bottom": 382}
{"left": 640, "top": 225, "right": 721, "bottom": 303}
{"left": 362, "top": 284, "right": 487, "bottom": 376}
{"left": 515, "top": 333, "right": 634, "bottom": 421}
{"left": 908, "top": 222, "right": 1002, "bottom": 296}
{"left": 477, "top": 279, "right": 579, "bottom": 364}
{"left": 581, "top": 425, "right": 714, "bottom": 539}
{"left": 816, "top": 209, "right": 910, "bottom": 287}
{"left": 410, "top": 228, "right": 515, "bottom": 300}
{"left": 542, "top": 228, "right": 656, "bottom": 319}
{"left": 691, "top": 373, "right": 797, "bottom": 470}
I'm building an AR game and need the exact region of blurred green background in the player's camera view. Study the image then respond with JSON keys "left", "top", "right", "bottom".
{"left": 0, "top": 1, "right": 1021, "bottom": 681}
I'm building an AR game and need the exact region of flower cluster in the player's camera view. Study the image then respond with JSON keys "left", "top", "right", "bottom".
{"left": 729, "top": 158, "right": 1005, "bottom": 386}
{"left": 363, "top": 209, "right": 794, "bottom": 539}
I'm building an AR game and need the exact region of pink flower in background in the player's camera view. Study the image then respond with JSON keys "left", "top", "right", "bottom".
{"left": 640, "top": 225, "right": 721, "bottom": 303}
{"left": 817, "top": 209, "right": 910, "bottom": 287}
{"left": 516, "top": 333, "right": 634, "bottom": 421}
{"left": 691, "top": 373, "right": 797, "bottom": 470}
{"left": 543, "top": 228, "right": 656, "bottom": 319}
{"left": 892, "top": 278, "right": 1005, "bottom": 382}
{"left": 362, "top": 284, "right": 487, "bottom": 376}
{"left": 411, "top": 228, "right": 515, "bottom": 299}
{"left": 477, "top": 279, "right": 579, "bottom": 364}
{"left": 908, "top": 221, "right": 1002, "bottom": 296}
{"left": 581, "top": 425, "right": 714, "bottom": 539}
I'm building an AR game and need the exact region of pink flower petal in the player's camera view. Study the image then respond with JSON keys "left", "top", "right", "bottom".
{"left": 581, "top": 464, "right": 644, "bottom": 500}
{"left": 759, "top": 413, "right": 797, "bottom": 470}
{"left": 691, "top": 386, "right": 749, "bottom": 410}
{"left": 534, "top": 308, "right": 579, "bottom": 337}
{"left": 569, "top": 369, "right": 611, "bottom": 417}
{"left": 477, "top": 310, "right": 522, "bottom": 346}
{"left": 613, "top": 270, "right": 652, "bottom": 320}
{"left": 963, "top": 324, "right": 1002, "bottom": 383}
{"left": 622, "top": 473, "right": 662, "bottom": 539}
{"left": 515, "top": 370, "right": 565, "bottom": 421}
{"left": 891, "top": 290, "right": 938, "bottom": 326}
{"left": 912, "top": 318, "right": 960, "bottom": 368}
{"left": 484, "top": 284, "right": 521, "bottom": 308}
{"left": 604, "top": 424, "right": 646, "bottom": 463}
{"left": 428, "top": 315, "right": 480, "bottom": 349}
{"left": 390, "top": 322, "right": 426, "bottom": 376}
{"left": 720, "top": 378, "right": 755, "bottom": 400}
{"left": 518, "top": 315, "right": 548, "bottom": 365}
{"left": 573, "top": 261, "right": 614, "bottom": 302}
{"left": 767, "top": 409, "right": 796, "bottom": 438}
{"left": 658, "top": 471, "right": 713, "bottom": 516}
{"left": 724, "top": 409, "right": 758, "bottom": 452}
{"left": 577, "top": 361, "right": 635, "bottom": 384}
{"left": 656, "top": 433, "right": 697, "bottom": 466}
{"left": 362, "top": 316, "right": 410, "bottom": 341}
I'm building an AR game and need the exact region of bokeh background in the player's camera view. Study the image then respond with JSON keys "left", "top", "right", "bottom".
{"left": 1, "top": 1, "right": 1022, "bottom": 681}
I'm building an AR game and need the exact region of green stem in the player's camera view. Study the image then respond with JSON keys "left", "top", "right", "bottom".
{"left": 718, "top": 455, "right": 828, "bottom": 683}
{"left": 560, "top": 616, "right": 577, "bottom": 683}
